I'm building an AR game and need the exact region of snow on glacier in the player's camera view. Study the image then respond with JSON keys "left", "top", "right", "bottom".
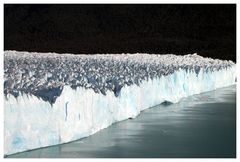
{"left": 4, "top": 51, "right": 236, "bottom": 155}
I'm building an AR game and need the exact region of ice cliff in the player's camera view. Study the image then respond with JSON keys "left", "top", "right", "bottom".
{"left": 4, "top": 51, "right": 236, "bottom": 155}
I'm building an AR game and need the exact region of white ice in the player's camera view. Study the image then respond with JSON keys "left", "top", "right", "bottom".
{"left": 4, "top": 51, "right": 236, "bottom": 155}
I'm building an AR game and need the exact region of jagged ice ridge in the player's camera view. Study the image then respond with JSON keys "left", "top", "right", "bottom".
{"left": 4, "top": 51, "right": 235, "bottom": 103}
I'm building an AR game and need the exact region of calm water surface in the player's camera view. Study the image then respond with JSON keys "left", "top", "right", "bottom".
{"left": 8, "top": 85, "right": 236, "bottom": 158}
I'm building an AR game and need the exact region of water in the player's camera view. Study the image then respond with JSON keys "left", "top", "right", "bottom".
{"left": 7, "top": 85, "right": 236, "bottom": 158}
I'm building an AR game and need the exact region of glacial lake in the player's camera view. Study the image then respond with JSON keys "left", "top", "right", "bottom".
{"left": 7, "top": 85, "right": 236, "bottom": 158}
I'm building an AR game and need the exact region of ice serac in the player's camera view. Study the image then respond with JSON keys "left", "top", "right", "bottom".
{"left": 4, "top": 51, "right": 236, "bottom": 155}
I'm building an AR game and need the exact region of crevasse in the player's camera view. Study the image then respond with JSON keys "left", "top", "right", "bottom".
{"left": 4, "top": 66, "right": 235, "bottom": 155}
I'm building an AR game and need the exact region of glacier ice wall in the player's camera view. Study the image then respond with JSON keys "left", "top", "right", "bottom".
{"left": 4, "top": 51, "right": 236, "bottom": 155}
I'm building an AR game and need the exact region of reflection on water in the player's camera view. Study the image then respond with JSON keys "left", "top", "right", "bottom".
{"left": 8, "top": 85, "right": 236, "bottom": 158}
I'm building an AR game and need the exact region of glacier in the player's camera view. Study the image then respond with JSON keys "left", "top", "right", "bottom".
{"left": 4, "top": 51, "right": 236, "bottom": 155}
